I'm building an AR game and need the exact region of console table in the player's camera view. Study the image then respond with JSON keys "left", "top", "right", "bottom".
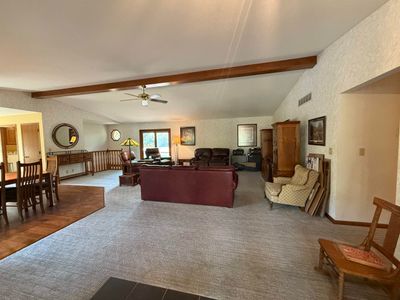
{"left": 48, "top": 152, "right": 94, "bottom": 180}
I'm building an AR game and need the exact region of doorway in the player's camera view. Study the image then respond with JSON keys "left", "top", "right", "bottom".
{"left": 21, "top": 123, "right": 41, "bottom": 163}
{"left": 0, "top": 125, "right": 18, "bottom": 172}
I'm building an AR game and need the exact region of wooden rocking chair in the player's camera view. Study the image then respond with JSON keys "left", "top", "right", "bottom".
{"left": 316, "top": 197, "right": 400, "bottom": 299}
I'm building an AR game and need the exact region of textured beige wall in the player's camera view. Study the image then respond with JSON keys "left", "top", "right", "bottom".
{"left": 107, "top": 116, "right": 273, "bottom": 159}
{"left": 0, "top": 89, "right": 113, "bottom": 176}
{"left": 0, "top": 89, "right": 113, "bottom": 152}
{"left": 336, "top": 94, "right": 400, "bottom": 222}
{"left": 83, "top": 122, "right": 108, "bottom": 151}
{"left": 274, "top": 0, "right": 400, "bottom": 219}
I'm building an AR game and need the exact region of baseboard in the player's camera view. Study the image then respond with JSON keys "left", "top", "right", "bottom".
{"left": 325, "top": 213, "right": 388, "bottom": 228}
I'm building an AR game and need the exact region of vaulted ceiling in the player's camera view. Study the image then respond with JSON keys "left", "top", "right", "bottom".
{"left": 0, "top": 0, "right": 388, "bottom": 122}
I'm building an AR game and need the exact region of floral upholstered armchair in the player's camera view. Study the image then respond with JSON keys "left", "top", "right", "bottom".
{"left": 264, "top": 164, "right": 319, "bottom": 209}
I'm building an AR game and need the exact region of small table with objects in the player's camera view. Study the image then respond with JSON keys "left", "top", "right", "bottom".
{"left": 177, "top": 158, "right": 192, "bottom": 166}
{"left": 119, "top": 173, "right": 140, "bottom": 186}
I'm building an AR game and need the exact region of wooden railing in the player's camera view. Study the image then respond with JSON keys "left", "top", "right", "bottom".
{"left": 91, "top": 149, "right": 121, "bottom": 173}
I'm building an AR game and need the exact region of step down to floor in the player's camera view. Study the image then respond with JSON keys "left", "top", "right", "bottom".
{"left": 91, "top": 277, "right": 215, "bottom": 300}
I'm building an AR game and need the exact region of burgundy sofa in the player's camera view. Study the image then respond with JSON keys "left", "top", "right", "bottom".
{"left": 139, "top": 165, "right": 238, "bottom": 208}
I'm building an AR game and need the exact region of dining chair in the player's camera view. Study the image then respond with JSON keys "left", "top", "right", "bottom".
{"left": 6, "top": 160, "right": 44, "bottom": 222}
{"left": 44, "top": 156, "right": 60, "bottom": 203}
{"left": 316, "top": 197, "right": 400, "bottom": 299}
{"left": 0, "top": 162, "right": 9, "bottom": 225}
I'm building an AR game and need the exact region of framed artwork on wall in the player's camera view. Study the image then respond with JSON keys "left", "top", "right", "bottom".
{"left": 237, "top": 124, "right": 257, "bottom": 147}
{"left": 180, "top": 126, "right": 196, "bottom": 145}
{"left": 308, "top": 116, "right": 326, "bottom": 146}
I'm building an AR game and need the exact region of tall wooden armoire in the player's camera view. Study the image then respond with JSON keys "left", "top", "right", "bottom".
{"left": 272, "top": 121, "right": 300, "bottom": 177}
{"left": 260, "top": 129, "right": 273, "bottom": 181}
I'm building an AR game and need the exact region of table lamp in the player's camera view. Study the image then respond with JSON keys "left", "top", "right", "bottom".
{"left": 121, "top": 138, "right": 139, "bottom": 160}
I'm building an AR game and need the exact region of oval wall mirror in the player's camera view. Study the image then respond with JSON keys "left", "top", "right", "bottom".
{"left": 52, "top": 123, "right": 79, "bottom": 149}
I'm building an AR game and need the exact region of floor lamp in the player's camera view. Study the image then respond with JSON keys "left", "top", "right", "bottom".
{"left": 121, "top": 138, "right": 140, "bottom": 160}
{"left": 172, "top": 135, "right": 180, "bottom": 165}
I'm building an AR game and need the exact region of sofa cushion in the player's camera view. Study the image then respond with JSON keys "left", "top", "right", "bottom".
{"left": 265, "top": 182, "right": 282, "bottom": 196}
{"left": 212, "top": 148, "right": 230, "bottom": 157}
{"left": 290, "top": 165, "right": 310, "bottom": 185}
{"left": 194, "top": 148, "right": 212, "bottom": 160}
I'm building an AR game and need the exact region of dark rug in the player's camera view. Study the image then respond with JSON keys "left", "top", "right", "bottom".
{"left": 91, "top": 277, "right": 215, "bottom": 300}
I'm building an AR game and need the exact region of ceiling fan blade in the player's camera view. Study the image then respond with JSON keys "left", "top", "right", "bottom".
{"left": 120, "top": 98, "right": 139, "bottom": 102}
{"left": 150, "top": 94, "right": 161, "bottom": 99}
{"left": 124, "top": 93, "right": 140, "bottom": 98}
{"left": 150, "top": 99, "right": 168, "bottom": 104}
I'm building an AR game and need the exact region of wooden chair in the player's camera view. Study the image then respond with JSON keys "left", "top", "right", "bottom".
{"left": 0, "top": 162, "right": 9, "bottom": 225}
{"left": 44, "top": 156, "right": 60, "bottom": 203}
{"left": 316, "top": 197, "right": 400, "bottom": 299}
{"left": 6, "top": 160, "right": 44, "bottom": 221}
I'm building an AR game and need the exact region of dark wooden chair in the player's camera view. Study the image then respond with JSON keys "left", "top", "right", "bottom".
{"left": 0, "top": 162, "right": 9, "bottom": 225}
{"left": 6, "top": 160, "right": 44, "bottom": 221}
{"left": 44, "top": 156, "right": 59, "bottom": 203}
{"left": 316, "top": 197, "right": 400, "bottom": 299}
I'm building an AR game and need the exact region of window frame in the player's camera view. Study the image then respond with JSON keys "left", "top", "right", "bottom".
{"left": 139, "top": 128, "right": 171, "bottom": 159}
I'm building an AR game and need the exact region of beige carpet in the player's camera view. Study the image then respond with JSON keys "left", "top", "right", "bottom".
{"left": 0, "top": 171, "right": 387, "bottom": 299}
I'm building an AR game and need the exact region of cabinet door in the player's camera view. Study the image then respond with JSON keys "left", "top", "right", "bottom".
{"left": 260, "top": 129, "right": 273, "bottom": 159}
{"left": 276, "top": 124, "right": 300, "bottom": 176}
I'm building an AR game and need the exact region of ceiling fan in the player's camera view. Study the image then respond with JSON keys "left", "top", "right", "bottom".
{"left": 119, "top": 85, "right": 168, "bottom": 107}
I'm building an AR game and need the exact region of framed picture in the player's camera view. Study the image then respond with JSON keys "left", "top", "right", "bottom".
{"left": 237, "top": 124, "right": 257, "bottom": 147}
{"left": 308, "top": 116, "right": 326, "bottom": 146}
{"left": 180, "top": 126, "right": 196, "bottom": 145}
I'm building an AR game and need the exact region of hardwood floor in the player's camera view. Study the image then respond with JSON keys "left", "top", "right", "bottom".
{"left": 0, "top": 185, "right": 105, "bottom": 260}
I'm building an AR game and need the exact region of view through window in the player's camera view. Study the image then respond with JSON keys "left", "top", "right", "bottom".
{"left": 140, "top": 129, "right": 171, "bottom": 158}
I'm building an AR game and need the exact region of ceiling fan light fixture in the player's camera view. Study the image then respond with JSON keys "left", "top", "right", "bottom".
{"left": 141, "top": 100, "right": 149, "bottom": 107}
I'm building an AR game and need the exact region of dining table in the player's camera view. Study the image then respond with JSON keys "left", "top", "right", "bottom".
{"left": 4, "top": 172, "right": 54, "bottom": 207}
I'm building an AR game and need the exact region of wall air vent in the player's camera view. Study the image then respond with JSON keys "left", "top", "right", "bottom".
{"left": 298, "top": 93, "right": 312, "bottom": 106}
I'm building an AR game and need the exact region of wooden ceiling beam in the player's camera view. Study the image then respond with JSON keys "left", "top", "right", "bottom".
{"left": 31, "top": 56, "right": 317, "bottom": 99}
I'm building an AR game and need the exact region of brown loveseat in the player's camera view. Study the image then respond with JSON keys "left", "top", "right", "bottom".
{"left": 190, "top": 148, "right": 230, "bottom": 167}
{"left": 139, "top": 165, "right": 238, "bottom": 207}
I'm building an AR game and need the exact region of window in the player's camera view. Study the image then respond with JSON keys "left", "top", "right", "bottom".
{"left": 139, "top": 129, "right": 171, "bottom": 158}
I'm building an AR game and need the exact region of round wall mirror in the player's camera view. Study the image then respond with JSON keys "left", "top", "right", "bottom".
{"left": 52, "top": 123, "right": 79, "bottom": 149}
{"left": 111, "top": 129, "right": 121, "bottom": 141}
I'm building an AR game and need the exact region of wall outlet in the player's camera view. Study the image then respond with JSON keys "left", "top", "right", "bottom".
{"left": 359, "top": 148, "right": 366, "bottom": 156}
{"left": 329, "top": 148, "right": 333, "bottom": 155}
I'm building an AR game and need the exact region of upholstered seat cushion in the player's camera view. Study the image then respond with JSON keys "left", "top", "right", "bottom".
{"left": 265, "top": 182, "right": 282, "bottom": 196}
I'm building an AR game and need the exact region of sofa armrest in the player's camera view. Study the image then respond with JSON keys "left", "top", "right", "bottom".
{"left": 273, "top": 177, "right": 292, "bottom": 184}
{"left": 233, "top": 172, "right": 239, "bottom": 190}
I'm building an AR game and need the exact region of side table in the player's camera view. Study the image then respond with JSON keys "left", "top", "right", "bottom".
{"left": 119, "top": 173, "right": 140, "bottom": 186}
{"left": 177, "top": 158, "right": 192, "bottom": 166}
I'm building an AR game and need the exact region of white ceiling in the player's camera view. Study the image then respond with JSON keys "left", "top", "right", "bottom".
{"left": 0, "top": 0, "right": 388, "bottom": 122}
{"left": 59, "top": 71, "right": 304, "bottom": 123}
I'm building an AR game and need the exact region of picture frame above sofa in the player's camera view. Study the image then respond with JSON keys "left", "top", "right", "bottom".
{"left": 237, "top": 124, "right": 257, "bottom": 147}
{"left": 180, "top": 126, "right": 196, "bottom": 145}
